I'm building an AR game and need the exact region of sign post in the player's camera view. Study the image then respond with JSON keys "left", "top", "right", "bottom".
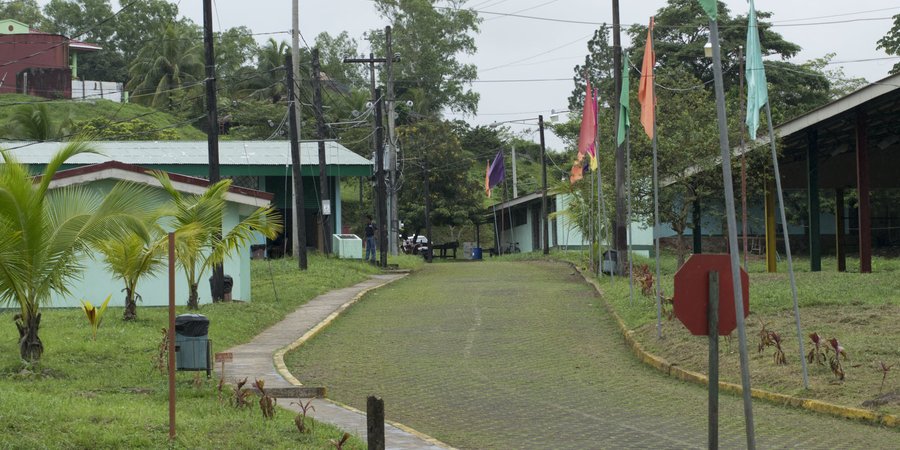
{"left": 708, "top": 271, "right": 719, "bottom": 450}
{"left": 167, "top": 232, "right": 176, "bottom": 441}
{"left": 674, "top": 254, "right": 750, "bottom": 449}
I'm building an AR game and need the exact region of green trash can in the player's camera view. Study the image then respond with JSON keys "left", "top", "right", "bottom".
{"left": 175, "top": 314, "right": 211, "bottom": 377}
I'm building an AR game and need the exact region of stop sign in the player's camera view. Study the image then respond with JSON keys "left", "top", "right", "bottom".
{"left": 673, "top": 254, "right": 749, "bottom": 336}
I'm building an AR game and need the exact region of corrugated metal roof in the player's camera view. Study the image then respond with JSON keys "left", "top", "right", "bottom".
{"left": 1, "top": 140, "right": 372, "bottom": 167}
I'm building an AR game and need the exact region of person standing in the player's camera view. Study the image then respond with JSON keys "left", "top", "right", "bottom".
{"left": 364, "top": 214, "right": 377, "bottom": 263}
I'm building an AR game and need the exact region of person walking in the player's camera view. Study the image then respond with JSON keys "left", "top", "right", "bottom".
{"left": 364, "top": 214, "right": 377, "bottom": 263}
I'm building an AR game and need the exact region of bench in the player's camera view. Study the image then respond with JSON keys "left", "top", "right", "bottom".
{"left": 432, "top": 241, "right": 459, "bottom": 259}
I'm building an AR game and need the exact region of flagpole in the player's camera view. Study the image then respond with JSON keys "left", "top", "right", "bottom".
{"left": 709, "top": 17, "right": 756, "bottom": 448}
{"left": 765, "top": 101, "right": 809, "bottom": 389}
{"left": 626, "top": 132, "right": 634, "bottom": 305}
{"left": 648, "top": 32, "right": 663, "bottom": 341}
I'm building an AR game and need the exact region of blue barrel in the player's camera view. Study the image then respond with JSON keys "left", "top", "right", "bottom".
{"left": 472, "top": 247, "right": 483, "bottom": 260}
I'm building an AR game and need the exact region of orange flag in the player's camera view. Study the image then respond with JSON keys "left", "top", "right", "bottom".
{"left": 577, "top": 77, "right": 597, "bottom": 157}
{"left": 484, "top": 160, "right": 491, "bottom": 197}
{"left": 638, "top": 17, "right": 655, "bottom": 139}
{"left": 569, "top": 152, "right": 585, "bottom": 184}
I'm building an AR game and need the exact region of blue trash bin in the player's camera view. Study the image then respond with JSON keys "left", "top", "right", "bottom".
{"left": 472, "top": 247, "right": 483, "bottom": 260}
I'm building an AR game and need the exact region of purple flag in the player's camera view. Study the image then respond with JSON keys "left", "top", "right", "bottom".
{"left": 487, "top": 150, "right": 505, "bottom": 189}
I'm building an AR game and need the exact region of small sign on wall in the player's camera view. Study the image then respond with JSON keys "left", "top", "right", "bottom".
{"left": 321, "top": 200, "right": 331, "bottom": 215}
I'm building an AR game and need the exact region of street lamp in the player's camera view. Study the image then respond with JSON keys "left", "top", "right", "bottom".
{"left": 489, "top": 115, "right": 551, "bottom": 255}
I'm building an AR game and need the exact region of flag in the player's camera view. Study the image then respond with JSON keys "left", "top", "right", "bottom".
{"left": 570, "top": 152, "right": 585, "bottom": 184}
{"left": 617, "top": 51, "right": 631, "bottom": 146}
{"left": 484, "top": 160, "right": 491, "bottom": 197}
{"left": 698, "top": 0, "right": 717, "bottom": 20}
{"left": 577, "top": 76, "right": 597, "bottom": 158}
{"left": 487, "top": 150, "right": 505, "bottom": 190}
{"left": 638, "top": 17, "right": 655, "bottom": 140}
{"left": 745, "top": 0, "right": 768, "bottom": 141}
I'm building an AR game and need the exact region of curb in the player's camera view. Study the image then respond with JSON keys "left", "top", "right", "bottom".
{"left": 570, "top": 262, "right": 900, "bottom": 429}
{"left": 272, "top": 273, "right": 457, "bottom": 450}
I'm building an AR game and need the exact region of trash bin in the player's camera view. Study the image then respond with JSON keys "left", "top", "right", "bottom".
{"left": 472, "top": 247, "right": 483, "bottom": 260}
{"left": 209, "top": 274, "right": 234, "bottom": 301}
{"left": 175, "top": 314, "right": 211, "bottom": 377}
{"left": 601, "top": 250, "right": 618, "bottom": 275}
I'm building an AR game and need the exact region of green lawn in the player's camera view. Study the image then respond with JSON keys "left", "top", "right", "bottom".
{"left": 0, "top": 255, "right": 420, "bottom": 449}
{"left": 566, "top": 250, "right": 900, "bottom": 417}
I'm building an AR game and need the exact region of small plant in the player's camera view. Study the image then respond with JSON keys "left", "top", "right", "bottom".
{"left": 806, "top": 332, "right": 826, "bottom": 365}
{"left": 153, "top": 328, "right": 169, "bottom": 374}
{"left": 80, "top": 294, "right": 112, "bottom": 340}
{"left": 633, "top": 264, "right": 655, "bottom": 296}
{"left": 768, "top": 331, "right": 787, "bottom": 365}
{"left": 877, "top": 361, "right": 893, "bottom": 393}
{"left": 330, "top": 432, "right": 350, "bottom": 450}
{"left": 827, "top": 338, "right": 849, "bottom": 381}
{"left": 757, "top": 322, "right": 772, "bottom": 353}
{"left": 253, "top": 378, "right": 276, "bottom": 419}
{"left": 291, "top": 398, "right": 316, "bottom": 434}
{"left": 232, "top": 378, "right": 252, "bottom": 408}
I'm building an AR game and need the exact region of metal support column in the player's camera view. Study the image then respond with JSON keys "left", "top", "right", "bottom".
{"left": 693, "top": 198, "right": 702, "bottom": 254}
{"left": 856, "top": 111, "right": 872, "bottom": 273}
{"left": 835, "top": 188, "right": 846, "bottom": 272}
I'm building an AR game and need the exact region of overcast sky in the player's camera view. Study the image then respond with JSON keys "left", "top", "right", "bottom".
{"left": 129, "top": 1, "right": 900, "bottom": 149}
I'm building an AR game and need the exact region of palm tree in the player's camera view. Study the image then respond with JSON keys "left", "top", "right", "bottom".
{"left": 0, "top": 142, "right": 157, "bottom": 361}
{"left": 96, "top": 224, "right": 167, "bottom": 321}
{"left": 4, "top": 104, "right": 70, "bottom": 141}
{"left": 250, "top": 38, "right": 290, "bottom": 103}
{"left": 126, "top": 22, "right": 204, "bottom": 109}
{"left": 151, "top": 172, "right": 282, "bottom": 309}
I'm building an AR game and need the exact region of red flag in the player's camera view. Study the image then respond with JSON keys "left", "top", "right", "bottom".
{"left": 638, "top": 17, "right": 655, "bottom": 139}
{"left": 484, "top": 160, "right": 491, "bottom": 197}
{"left": 577, "top": 77, "right": 597, "bottom": 157}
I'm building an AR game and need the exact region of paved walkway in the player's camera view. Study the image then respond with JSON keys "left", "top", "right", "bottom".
{"left": 220, "top": 273, "right": 447, "bottom": 450}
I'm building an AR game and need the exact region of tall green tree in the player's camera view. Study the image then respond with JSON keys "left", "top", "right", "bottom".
{"left": 112, "top": 0, "right": 180, "bottom": 63}
{"left": 1, "top": 0, "right": 44, "bottom": 27}
{"left": 877, "top": 13, "right": 900, "bottom": 74}
{"left": 397, "top": 120, "right": 482, "bottom": 235}
{"left": 125, "top": 21, "right": 204, "bottom": 110}
{"left": 151, "top": 172, "right": 282, "bottom": 310}
{"left": 0, "top": 142, "right": 157, "bottom": 361}
{"left": 40, "top": 0, "right": 124, "bottom": 81}
{"left": 372, "top": 0, "right": 481, "bottom": 115}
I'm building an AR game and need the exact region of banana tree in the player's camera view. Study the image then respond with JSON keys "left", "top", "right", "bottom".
{"left": 96, "top": 223, "right": 167, "bottom": 321}
{"left": 0, "top": 142, "right": 156, "bottom": 362}
{"left": 151, "top": 171, "right": 282, "bottom": 309}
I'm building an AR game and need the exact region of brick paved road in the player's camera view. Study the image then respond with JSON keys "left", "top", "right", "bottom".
{"left": 287, "top": 261, "right": 900, "bottom": 449}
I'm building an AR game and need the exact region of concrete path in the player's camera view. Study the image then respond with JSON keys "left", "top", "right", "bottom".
{"left": 220, "top": 273, "right": 447, "bottom": 450}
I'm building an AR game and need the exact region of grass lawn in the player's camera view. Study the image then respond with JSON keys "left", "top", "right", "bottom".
{"left": 563, "top": 250, "right": 900, "bottom": 417}
{"left": 0, "top": 254, "right": 421, "bottom": 449}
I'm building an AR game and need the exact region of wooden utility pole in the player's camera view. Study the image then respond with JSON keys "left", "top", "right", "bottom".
{"left": 385, "top": 26, "right": 400, "bottom": 256}
{"left": 291, "top": 0, "right": 302, "bottom": 259}
{"left": 312, "top": 49, "right": 331, "bottom": 255}
{"left": 424, "top": 146, "right": 433, "bottom": 262}
{"left": 203, "top": 0, "right": 224, "bottom": 301}
{"left": 286, "top": 55, "right": 308, "bottom": 270}
{"left": 612, "top": 0, "right": 627, "bottom": 274}
{"left": 539, "top": 115, "right": 549, "bottom": 255}
{"left": 374, "top": 88, "right": 388, "bottom": 267}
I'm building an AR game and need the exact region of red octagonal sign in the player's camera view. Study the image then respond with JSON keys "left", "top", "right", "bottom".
{"left": 673, "top": 254, "right": 749, "bottom": 336}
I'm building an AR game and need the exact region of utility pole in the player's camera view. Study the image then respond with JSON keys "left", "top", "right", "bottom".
{"left": 312, "top": 49, "right": 331, "bottom": 255}
{"left": 612, "top": 0, "right": 627, "bottom": 273}
{"left": 286, "top": 55, "right": 308, "bottom": 270}
{"left": 385, "top": 26, "right": 400, "bottom": 256}
{"left": 203, "top": 0, "right": 224, "bottom": 301}
{"left": 373, "top": 88, "right": 388, "bottom": 267}
{"left": 539, "top": 115, "right": 549, "bottom": 255}
{"left": 424, "top": 147, "right": 433, "bottom": 263}
{"left": 291, "top": 0, "right": 302, "bottom": 259}
{"left": 511, "top": 145, "right": 518, "bottom": 198}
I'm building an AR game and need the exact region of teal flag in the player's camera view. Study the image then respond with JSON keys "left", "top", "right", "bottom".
{"left": 617, "top": 52, "right": 631, "bottom": 146}
{"left": 698, "top": 0, "right": 717, "bottom": 20}
{"left": 745, "top": 0, "right": 768, "bottom": 140}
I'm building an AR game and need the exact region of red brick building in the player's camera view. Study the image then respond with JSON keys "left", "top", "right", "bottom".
{"left": 0, "top": 18, "right": 100, "bottom": 98}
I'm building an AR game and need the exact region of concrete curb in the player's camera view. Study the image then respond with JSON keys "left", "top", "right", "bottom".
{"left": 570, "top": 262, "right": 900, "bottom": 429}
{"left": 272, "top": 273, "right": 457, "bottom": 450}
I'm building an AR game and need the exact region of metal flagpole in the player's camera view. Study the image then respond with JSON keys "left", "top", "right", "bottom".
{"left": 709, "top": 18, "right": 756, "bottom": 448}
{"left": 651, "top": 94, "right": 662, "bottom": 339}
{"left": 626, "top": 132, "right": 634, "bottom": 304}
{"left": 765, "top": 101, "right": 809, "bottom": 389}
